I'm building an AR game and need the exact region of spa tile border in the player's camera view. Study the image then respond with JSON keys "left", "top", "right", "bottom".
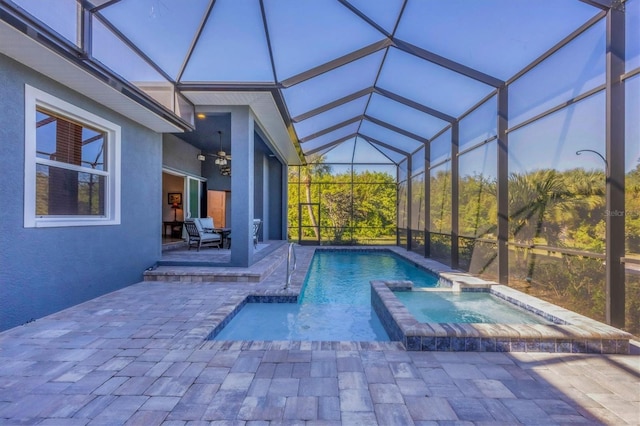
{"left": 371, "top": 280, "right": 633, "bottom": 354}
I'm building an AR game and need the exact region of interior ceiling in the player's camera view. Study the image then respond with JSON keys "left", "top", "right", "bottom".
{"left": 4, "top": 0, "right": 607, "bottom": 165}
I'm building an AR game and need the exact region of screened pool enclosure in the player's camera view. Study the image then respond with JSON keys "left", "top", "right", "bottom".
{"left": 1, "top": 0, "right": 638, "bottom": 334}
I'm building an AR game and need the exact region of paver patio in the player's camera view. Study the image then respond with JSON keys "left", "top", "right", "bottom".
{"left": 0, "top": 248, "right": 638, "bottom": 425}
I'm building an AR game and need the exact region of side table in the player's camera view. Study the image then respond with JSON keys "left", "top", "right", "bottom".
{"left": 163, "top": 221, "right": 184, "bottom": 238}
{"left": 213, "top": 227, "right": 231, "bottom": 249}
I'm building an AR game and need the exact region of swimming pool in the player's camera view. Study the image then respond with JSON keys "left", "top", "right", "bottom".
{"left": 212, "top": 250, "right": 439, "bottom": 341}
{"left": 212, "top": 302, "right": 388, "bottom": 341}
{"left": 394, "top": 289, "right": 551, "bottom": 324}
{"left": 204, "top": 246, "right": 632, "bottom": 354}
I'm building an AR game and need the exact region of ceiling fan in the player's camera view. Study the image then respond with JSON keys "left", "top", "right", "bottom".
{"left": 197, "top": 130, "right": 231, "bottom": 176}
{"left": 213, "top": 130, "right": 231, "bottom": 163}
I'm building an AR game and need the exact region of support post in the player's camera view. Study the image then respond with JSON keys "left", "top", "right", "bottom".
{"left": 451, "top": 121, "right": 460, "bottom": 269}
{"left": 406, "top": 156, "right": 412, "bottom": 251}
{"left": 497, "top": 85, "right": 509, "bottom": 284}
{"left": 78, "top": 4, "right": 91, "bottom": 56}
{"left": 230, "top": 107, "right": 254, "bottom": 267}
{"left": 396, "top": 164, "right": 401, "bottom": 247}
{"left": 262, "top": 154, "right": 269, "bottom": 241}
{"left": 425, "top": 142, "right": 430, "bottom": 258}
{"left": 605, "top": 6, "right": 625, "bottom": 328}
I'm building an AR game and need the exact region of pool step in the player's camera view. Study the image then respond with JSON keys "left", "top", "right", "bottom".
{"left": 144, "top": 266, "right": 265, "bottom": 283}
{"left": 144, "top": 244, "right": 288, "bottom": 283}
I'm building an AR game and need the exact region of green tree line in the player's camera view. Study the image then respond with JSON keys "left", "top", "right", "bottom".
{"left": 288, "top": 160, "right": 396, "bottom": 244}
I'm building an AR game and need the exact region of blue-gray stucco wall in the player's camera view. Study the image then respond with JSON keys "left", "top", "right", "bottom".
{"left": 0, "top": 54, "right": 162, "bottom": 332}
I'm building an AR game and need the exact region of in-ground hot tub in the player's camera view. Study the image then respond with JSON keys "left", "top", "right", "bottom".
{"left": 371, "top": 280, "right": 633, "bottom": 354}
{"left": 394, "top": 288, "right": 552, "bottom": 325}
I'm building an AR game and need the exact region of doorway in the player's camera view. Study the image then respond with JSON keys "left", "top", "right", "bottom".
{"left": 207, "top": 190, "right": 227, "bottom": 227}
{"left": 162, "top": 171, "right": 207, "bottom": 244}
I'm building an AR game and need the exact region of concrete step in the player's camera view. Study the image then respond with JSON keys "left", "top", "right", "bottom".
{"left": 144, "top": 242, "right": 288, "bottom": 283}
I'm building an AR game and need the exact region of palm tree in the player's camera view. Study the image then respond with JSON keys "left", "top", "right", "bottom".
{"left": 299, "top": 154, "right": 330, "bottom": 240}
{"left": 509, "top": 169, "right": 604, "bottom": 281}
{"left": 465, "top": 168, "right": 603, "bottom": 279}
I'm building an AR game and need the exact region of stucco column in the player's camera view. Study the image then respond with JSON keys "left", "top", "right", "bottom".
{"left": 230, "top": 106, "right": 254, "bottom": 267}
{"left": 262, "top": 154, "right": 270, "bottom": 241}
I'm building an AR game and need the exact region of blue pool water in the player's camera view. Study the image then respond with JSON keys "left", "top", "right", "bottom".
{"left": 302, "top": 251, "right": 439, "bottom": 305}
{"left": 213, "top": 250, "right": 439, "bottom": 341}
{"left": 394, "top": 290, "right": 552, "bottom": 325}
{"left": 213, "top": 302, "right": 388, "bottom": 341}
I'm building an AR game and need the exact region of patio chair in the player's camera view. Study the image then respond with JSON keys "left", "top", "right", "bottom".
{"left": 253, "top": 219, "right": 262, "bottom": 248}
{"left": 184, "top": 219, "right": 222, "bottom": 251}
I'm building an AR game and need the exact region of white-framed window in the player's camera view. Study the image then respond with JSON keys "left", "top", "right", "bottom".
{"left": 24, "top": 85, "right": 121, "bottom": 227}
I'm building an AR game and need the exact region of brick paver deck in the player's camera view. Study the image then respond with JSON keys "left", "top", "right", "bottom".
{"left": 0, "top": 246, "right": 638, "bottom": 425}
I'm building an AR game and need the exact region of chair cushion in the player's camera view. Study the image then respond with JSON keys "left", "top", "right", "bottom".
{"left": 201, "top": 233, "right": 221, "bottom": 242}
{"left": 193, "top": 219, "right": 205, "bottom": 233}
{"left": 199, "top": 217, "right": 214, "bottom": 230}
